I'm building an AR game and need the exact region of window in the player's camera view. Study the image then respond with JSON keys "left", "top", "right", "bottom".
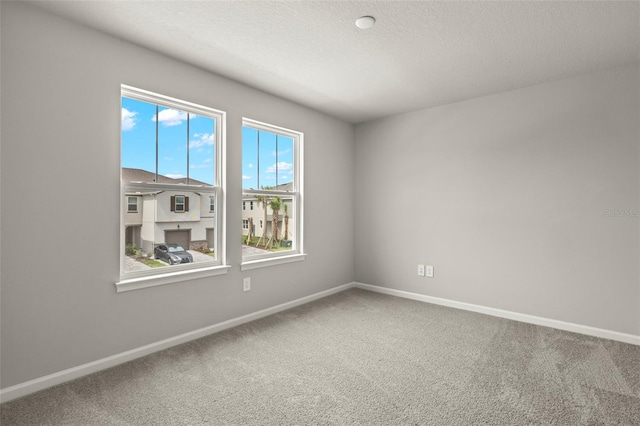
{"left": 118, "top": 85, "right": 228, "bottom": 291}
{"left": 171, "top": 195, "right": 188, "bottom": 213}
{"left": 241, "top": 118, "right": 304, "bottom": 269}
{"left": 127, "top": 196, "right": 138, "bottom": 213}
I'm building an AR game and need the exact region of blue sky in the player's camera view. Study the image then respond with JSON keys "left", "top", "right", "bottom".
{"left": 122, "top": 97, "right": 294, "bottom": 189}
{"left": 121, "top": 97, "right": 216, "bottom": 185}
{"left": 242, "top": 127, "right": 293, "bottom": 190}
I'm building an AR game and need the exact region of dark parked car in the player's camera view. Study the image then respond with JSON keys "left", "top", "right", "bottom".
{"left": 154, "top": 243, "right": 193, "bottom": 265}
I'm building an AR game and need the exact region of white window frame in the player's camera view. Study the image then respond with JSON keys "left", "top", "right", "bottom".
{"left": 117, "top": 85, "right": 229, "bottom": 292}
{"left": 209, "top": 196, "right": 215, "bottom": 212}
{"left": 127, "top": 196, "right": 138, "bottom": 213}
{"left": 174, "top": 195, "right": 186, "bottom": 213}
{"left": 241, "top": 118, "right": 305, "bottom": 270}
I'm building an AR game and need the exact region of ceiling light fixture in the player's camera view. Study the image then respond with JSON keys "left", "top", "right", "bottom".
{"left": 355, "top": 16, "right": 376, "bottom": 29}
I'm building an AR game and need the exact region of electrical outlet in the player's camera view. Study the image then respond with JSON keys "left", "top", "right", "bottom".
{"left": 425, "top": 265, "right": 434, "bottom": 278}
{"left": 243, "top": 277, "right": 251, "bottom": 292}
{"left": 417, "top": 264, "right": 425, "bottom": 277}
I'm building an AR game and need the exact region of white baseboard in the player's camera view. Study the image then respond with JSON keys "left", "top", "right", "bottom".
{"left": 0, "top": 282, "right": 355, "bottom": 404}
{"left": 354, "top": 282, "right": 640, "bottom": 346}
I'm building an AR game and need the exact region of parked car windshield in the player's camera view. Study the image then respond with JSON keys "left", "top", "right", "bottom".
{"left": 168, "top": 245, "right": 185, "bottom": 253}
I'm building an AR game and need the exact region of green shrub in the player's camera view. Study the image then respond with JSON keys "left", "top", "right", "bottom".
{"left": 125, "top": 244, "right": 139, "bottom": 256}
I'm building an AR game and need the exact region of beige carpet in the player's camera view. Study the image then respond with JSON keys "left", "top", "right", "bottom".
{"left": 2, "top": 288, "right": 639, "bottom": 425}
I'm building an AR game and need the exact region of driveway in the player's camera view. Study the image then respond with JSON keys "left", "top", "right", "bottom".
{"left": 125, "top": 255, "right": 151, "bottom": 271}
{"left": 189, "top": 250, "right": 215, "bottom": 263}
{"left": 126, "top": 248, "right": 265, "bottom": 272}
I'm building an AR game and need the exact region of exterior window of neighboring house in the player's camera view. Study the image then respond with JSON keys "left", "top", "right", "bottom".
{"left": 242, "top": 219, "right": 249, "bottom": 229}
{"left": 241, "top": 118, "right": 305, "bottom": 269}
{"left": 127, "top": 197, "right": 138, "bottom": 213}
{"left": 171, "top": 195, "right": 188, "bottom": 213}
{"left": 242, "top": 201, "right": 246, "bottom": 210}
{"left": 118, "top": 85, "right": 228, "bottom": 291}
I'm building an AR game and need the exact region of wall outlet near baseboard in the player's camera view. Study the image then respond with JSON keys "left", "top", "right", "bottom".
{"left": 243, "top": 277, "right": 251, "bottom": 292}
{"left": 417, "top": 265, "right": 425, "bottom": 277}
{"left": 425, "top": 265, "right": 434, "bottom": 278}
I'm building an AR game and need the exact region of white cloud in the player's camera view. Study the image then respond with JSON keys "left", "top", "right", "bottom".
{"left": 248, "top": 163, "right": 254, "bottom": 168}
{"left": 242, "top": 175, "right": 252, "bottom": 180}
{"left": 189, "top": 133, "right": 215, "bottom": 149}
{"left": 265, "top": 162, "right": 292, "bottom": 174}
{"left": 164, "top": 173, "right": 186, "bottom": 179}
{"left": 153, "top": 109, "right": 193, "bottom": 126}
{"left": 121, "top": 108, "right": 137, "bottom": 131}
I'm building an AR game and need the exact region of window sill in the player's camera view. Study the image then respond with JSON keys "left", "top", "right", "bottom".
{"left": 116, "top": 264, "right": 231, "bottom": 293}
{"left": 241, "top": 253, "right": 306, "bottom": 271}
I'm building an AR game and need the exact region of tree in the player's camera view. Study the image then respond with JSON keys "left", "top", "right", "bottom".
{"left": 282, "top": 202, "right": 289, "bottom": 241}
{"left": 268, "top": 196, "right": 281, "bottom": 248}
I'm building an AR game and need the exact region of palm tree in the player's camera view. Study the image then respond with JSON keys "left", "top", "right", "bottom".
{"left": 269, "top": 196, "right": 281, "bottom": 248}
{"left": 282, "top": 202, "right": 289, "bottom": 242}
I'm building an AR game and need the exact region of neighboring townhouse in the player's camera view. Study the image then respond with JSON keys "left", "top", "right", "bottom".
{"left": 241, "top": 182, "right": 295, "bottom": 245}
{"left": 123, "top": 168, "right": 215, "bottom": 254}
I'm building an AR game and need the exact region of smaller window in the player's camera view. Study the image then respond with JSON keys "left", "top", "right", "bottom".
{"left": 209, "top": 196, "right": 215, "bottom": 212}
{"left": 171, "top": 195, "right": 188, "bottom": 213}
{"left": 242, "top": 219, "right": 249, "bottom": 229}
{"left": 241, "top": 118, "right": 304, "bottom": 269}
{"left": 127, "top": 197, "right": 138, "bottom": 213}
{"left": 242, "top": 201, "right": 246, "bottom": 210}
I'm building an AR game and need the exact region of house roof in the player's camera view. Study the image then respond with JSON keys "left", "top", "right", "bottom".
{"left": 122, "top": 168, "right": 212, "bottom": 187}
{"left": 243, "top": 181, "right": 294, "bottom": 193}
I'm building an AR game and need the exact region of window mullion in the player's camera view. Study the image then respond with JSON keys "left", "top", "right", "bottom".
{"left": 257, "top": 130, "right": 260, "bottom": 189}
{"left": 155, "top": 104, "right": 159, "bottom": 183}
{"left": 186, "top": 112, "right": 190, "bottom": 185}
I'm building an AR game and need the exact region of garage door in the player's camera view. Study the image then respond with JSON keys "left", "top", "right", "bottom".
{"left": 206, "top": 228, "right": 215, "bottom": 249}
{"left": 165, "top": 230, "right": 190, "bottom": 250}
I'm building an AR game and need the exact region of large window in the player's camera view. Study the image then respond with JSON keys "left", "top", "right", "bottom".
{"left": 241, "top": 118, "right": 304, "bottom": 269}
{"left": 119, "top": 85, "right": 227, "bottom": 291}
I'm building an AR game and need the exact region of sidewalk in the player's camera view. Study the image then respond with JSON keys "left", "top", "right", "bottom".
{"left": 242, "top": 245, "right": 270, "bottom": 256}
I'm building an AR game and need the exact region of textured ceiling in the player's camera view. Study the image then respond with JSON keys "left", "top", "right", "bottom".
{"left": 29, "top": 0, "right": 640, "bottom": 123}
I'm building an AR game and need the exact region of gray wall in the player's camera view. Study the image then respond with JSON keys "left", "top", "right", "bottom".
{"left": 0, "top": 2, "right": 355, "bottom": 388}
{"left": 355, "top": 65, "right": 640, "bottom": 336}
